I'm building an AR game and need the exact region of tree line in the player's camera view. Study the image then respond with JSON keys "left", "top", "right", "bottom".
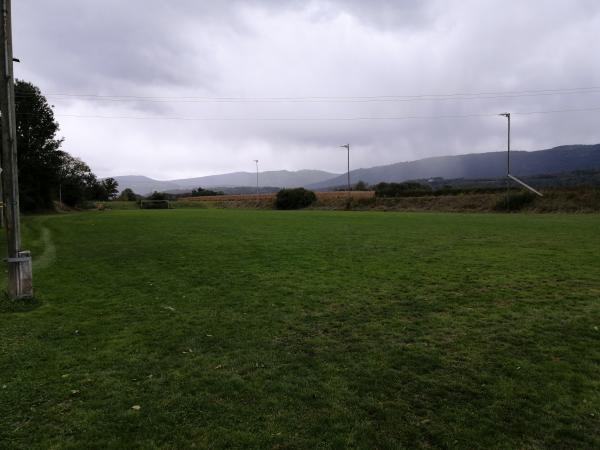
{"left": 3, "top": 80, "right": 119, "bottom": 211}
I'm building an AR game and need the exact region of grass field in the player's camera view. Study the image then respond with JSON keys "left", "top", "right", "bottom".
{"left": 1, "top": 210, "right": 600, "bottom": 449}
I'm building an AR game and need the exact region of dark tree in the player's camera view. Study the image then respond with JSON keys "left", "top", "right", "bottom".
{"left": 374, "top": 182, "right": 433, "bottom": 198}
{"left": 102, "top": 177, "right": 119, "bottom": 200}
{"left": 191, "top": 186, "right": 223, "bottom": 196}
{"left": 59, "top": 154, "right": 100, "bottom": 206}
{"left": 13, "top": 80, "right": 64, "bottom": 210}
{"left": 275, "top": 188, "right": 317, "bottom": 210}
{"left": 117, "top": 188, "right": 139, "bottom": 201}
{"left": 6, "top": 80, "right": 107, "bottom": 209}
{"left": 354, "top": 180, "right": 369, "bottom": 191}
{"left": 148, "top": 191, "right": 167, "bottom": 201}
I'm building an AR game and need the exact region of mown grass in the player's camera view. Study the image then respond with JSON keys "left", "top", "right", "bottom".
{"left": 1, "top": 210, "right": 599, "bottom": 449}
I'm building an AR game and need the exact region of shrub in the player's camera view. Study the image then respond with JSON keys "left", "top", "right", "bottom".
{"left": 494, "top": 191, "right": 537, "bottom": 211}
{"left": 117, "top": 188, "right": 140, "bottom": 201}
{"left": 79, "top": 201, "right": 97, "bottom": 210}
{"left": 354, "top": 180, "right": 369, "bottom": 191}
{"left": 275, "top": 188, "right": 317, "bottom": 210}
{"left": 190, "top": 187, "right": 224, "bottom": 197}
{"left": 147, "top": 191, "right": 167, "bottom": 201}
{"left": 374, "top": 182, "right": 433, "bottom": 197}
{"left": 139, "top": 199, "right": 171, "bottom": 209}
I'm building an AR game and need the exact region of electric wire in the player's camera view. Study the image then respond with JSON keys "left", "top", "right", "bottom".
{"left": 13, "top": 105, "right": 600, "bottom": 122}
{"left": 13, "top": 86, "right": 600, "bottom": 104}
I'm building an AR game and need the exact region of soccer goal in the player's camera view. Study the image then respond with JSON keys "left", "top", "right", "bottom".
{"left": 139, "top": 200, "right": 172, "bottom": 209}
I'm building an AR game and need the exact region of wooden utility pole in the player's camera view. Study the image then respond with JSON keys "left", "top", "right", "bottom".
{"left": 1, "top": 0, "right": 32, "bottom": 299}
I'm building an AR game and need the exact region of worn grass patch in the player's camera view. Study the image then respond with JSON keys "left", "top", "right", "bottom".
{"left": 1, "top": 210, "right": 599, "bottom": 449}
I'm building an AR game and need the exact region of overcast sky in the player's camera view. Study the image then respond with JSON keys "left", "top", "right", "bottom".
{"left": 12, "top": 0, "right": 600, "bottom": 179}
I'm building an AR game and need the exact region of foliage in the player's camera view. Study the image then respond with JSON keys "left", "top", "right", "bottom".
{"left": 147, "top": 191, "right": 168, "bottom": 201}
{"left": 1, "top": 210, "right": 599, "bottom": 449}
{"left": 190, "top": 187, "right": 224, "bottom": 197}
{"left": 495, "top": 191, "right": 537, "bottom": 211}
{"left": 140, "top": 199, "right": 171, "bottom": 209}
{"left": 101, "top": 177, "right": 119, "bottom": 200}
{"left": 374, "top": 181, "right": 433, "bottom": 197}
{"left": 12, "top": 80, "right": 64, "bottom": 210}
{"left": 432, "top": 186, "right": 506, "bottom": 196}
{"left": 9, "top": 80, "right": 107, "bottom": 210}
{"left": 275, "top": 187, "right": 317, "bottom": 209}
{"left": 58, "top": 154, "right": 103, "bottom": 206}
{"left": 354, "top": 180, "right": 369, "bottom": 191}
{"left": 117, "top": 188, "right": 139, "bottom": 201}
{"left": 57, "top": 155, "right": 119, "bottom": 205}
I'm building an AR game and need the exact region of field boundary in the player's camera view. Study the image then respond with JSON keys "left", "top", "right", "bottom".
{"left": 182, "top": 191, "right": 375, "bottom": 202}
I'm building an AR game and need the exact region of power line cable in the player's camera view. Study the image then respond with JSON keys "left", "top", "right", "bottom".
{"left": 19, "top": 105, "right": 595, "bottom": 122}
{"left": 13, "top": 86, "right": 600, "bottom": 104}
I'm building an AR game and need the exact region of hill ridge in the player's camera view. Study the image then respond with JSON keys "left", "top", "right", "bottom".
{"left": 112, "top": 143, "right": 600, "bottom": 194}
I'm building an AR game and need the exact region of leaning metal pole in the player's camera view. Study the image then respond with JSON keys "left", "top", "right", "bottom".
{"left": 0, "top": 0, "right": 33, "bottom": 299}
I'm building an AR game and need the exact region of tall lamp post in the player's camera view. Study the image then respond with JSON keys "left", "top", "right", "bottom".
{"left": 497, "top": 112, "right": 543, "bottom": 202}
{"left": 499, "top": 113, "right": 510, "bottom": 209}
{"left": 340, "top": 144, "right": 350, "bottom": 193}
{"left": 253, "top": 159, "right": 259, "bottom": 196}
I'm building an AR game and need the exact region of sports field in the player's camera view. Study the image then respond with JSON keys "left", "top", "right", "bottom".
{"left": 1, "top": 210, "right": 599, "bottom": 449}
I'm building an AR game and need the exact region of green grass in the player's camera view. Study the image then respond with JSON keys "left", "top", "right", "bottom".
{"left": 1, "top": 210, "right": 600, "bottom": 449}
{"left": 103, "top": 200, "right": 211, "bottom": 210}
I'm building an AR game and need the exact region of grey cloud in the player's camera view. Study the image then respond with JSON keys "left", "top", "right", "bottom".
{"left": 11, "top": 0, "right": 600, "bottom": 179}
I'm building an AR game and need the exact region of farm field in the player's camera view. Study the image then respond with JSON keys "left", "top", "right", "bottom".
{"left": 182, "top": 191, "right": 375, "bottom": 202}
{"left": 1, "top": 209, "right": 600, "bottom": 449}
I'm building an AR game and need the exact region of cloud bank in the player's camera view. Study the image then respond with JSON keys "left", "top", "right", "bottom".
{"left": 12, "top": 0, "right": 600, "bottom": 178}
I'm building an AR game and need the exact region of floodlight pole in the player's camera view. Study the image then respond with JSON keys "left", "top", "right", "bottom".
{"left": 340, "top": 144, "right": 350, "bottom": 193}
{"left": 500, "top": 113, "right": 511, "bottom": 210}
{"left": 0, "top": 0, "right": 33, "bottom": 298}
{"left": 253, "top": 159, "right": 259, "bottom": 195}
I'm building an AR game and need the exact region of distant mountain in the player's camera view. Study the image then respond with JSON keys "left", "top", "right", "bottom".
{"left": 113, "top": 170, "right": 338, "bottom": 195}
{"left": 172, "top": 169, "right": 339, "bottom": 189}
{"left": 112, "top": 144, "right": 600, "bottom": 195}
{"left": 111, "top": 175, "right": 181, "bottom": 195}
{"left": 307, "top": 144, "right": 600, "bottom": 190}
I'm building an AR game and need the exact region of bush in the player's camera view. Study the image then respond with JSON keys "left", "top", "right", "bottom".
{"left": 139, "top": 199, "right": 171, "bottom": 209}
{"left": 354, "top": 180, "right": 369, "bottom": 191}
{"left": 374, "top": 182, "right": 433, "bottom": 198}
{"left": 275, "top": 188, "right": 317, "bottom": 210}
{"left": 190, "top": 187, "right": 224, "bottom": 197}
{"left": 79, "top": 201, "right": 97, "bottom": 210}
{"left": 495, "top": 191, "right": 537, "bottom": 211}
{"left": 147, "top": 191, "right": 167, "bottom": 201}
{"left": 117, "top": 188, "right": 140, "bottom": 201}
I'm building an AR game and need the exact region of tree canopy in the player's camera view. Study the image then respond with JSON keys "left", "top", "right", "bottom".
{"left": 13, "top": 80, "right": 64, "bottom": 210}
{"left": 7, "top": 80, "right": 115, "bottom": 210}
{"left": 117, "top": 188, "right": 139, "bottom": 201}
